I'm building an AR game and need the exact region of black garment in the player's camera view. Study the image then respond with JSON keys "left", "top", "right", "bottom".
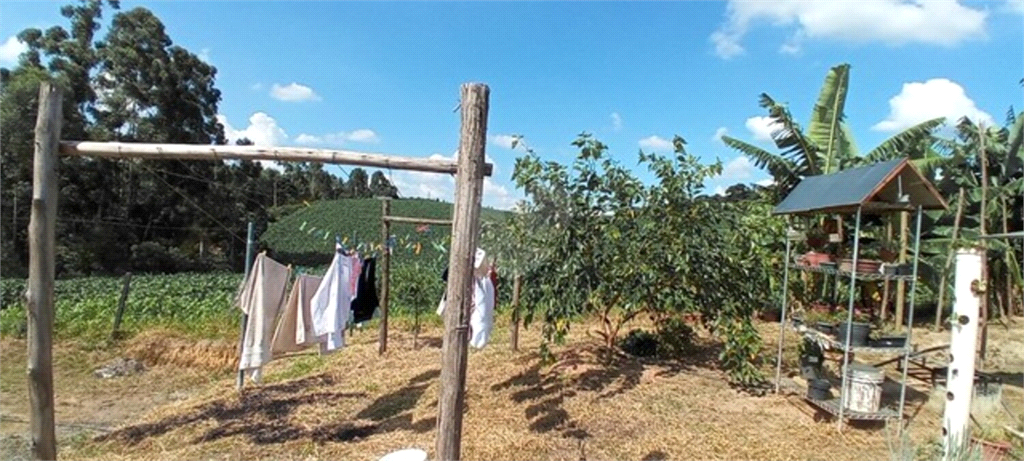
{"left": 351, "top": 257, "right": 379, "bottom": 323}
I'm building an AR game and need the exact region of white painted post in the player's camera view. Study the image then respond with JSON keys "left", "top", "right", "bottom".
{"left": 943, "top": 248, "right": 983, "bottom": 459}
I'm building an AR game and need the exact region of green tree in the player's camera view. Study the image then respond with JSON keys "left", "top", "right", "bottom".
{"left": 348, "top": 168, "right": 371, "bottom": 198}
{"left": 370, "top": 171, "right": 398, "bottom": 198}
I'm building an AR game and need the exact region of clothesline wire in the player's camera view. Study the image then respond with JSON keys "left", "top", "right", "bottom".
{"left": 137, "top": 162, "right": 247, "bottom": 244}
{"left": 10, "top": 215, "right": 239, "bottom": 232}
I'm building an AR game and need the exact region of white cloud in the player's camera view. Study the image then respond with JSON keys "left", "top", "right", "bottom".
{"left": 198, "top": 48, "right": 211, "bottom": 63}
{"left": 712, "top": 127, "right": 729, "bottom": 142}
{"left": 872, "top": 78, "right": 994, "bottom": 132}
{"left": 1007, "top": 0, "right": 1024, "bottom": 14}
{"left": 638, "top": 135, "right": 674, "bottom": 151}
{"left": 490, "top": 134, "right": 519, "bottom": 150}
{"left": 745, "top": 116, "right": 779, "bottom": 142}
{"left": 217, "top": 112, "right": 288, "bottom": 147}
{"left": 713, "top": 185, "right": 727, "bottom": 196}
{"left": 0, "top": 36, "right": 28, "bottom": 65}
{"left": 710, "top": 1, "right": 988, "bottom": 59}
{"left": 756, "top": 178, "right": 775, "bottom": 187}
{"left": 270, "top": 82, "right": 321, "bottom": 102}
{"left": 719, "top": 156, "right": 756, "bottom": 181}
{"left": 611, "top": 112, "right": 623, "bottom": 131}
{"left": 293, "top": 129, "right": 380, "bottom": 146}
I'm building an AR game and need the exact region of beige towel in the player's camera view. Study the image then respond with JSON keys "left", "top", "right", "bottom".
{"left": 237, "top": 252, "right": 292, "bottom": 381}
{"left": 271, "top": 274, "right": 323, "bottom": 356}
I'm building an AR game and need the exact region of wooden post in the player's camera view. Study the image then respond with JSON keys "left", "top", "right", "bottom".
{"left": 27, "top": 82, "right": 62, "bottom": 461}
{"left": 881, "top": 219, "right": 893, "bottom": 322}
{"left": 895, "top": 211, "right": 909, "bottom": 327}
{"left": 111, "top": 272, "right": 133, "bottom": 339}
{"left": 510, "top": 274, "right": 521, "bottom": 352}
{"left": 935, "top": 188, "right": 966, "bottom": 330}
{"left": 379, "top": 198, "right": 391, "bottom": 355}
{"left": 979, "top": 125, "right": 989, "bottom": 364}
{"left": 436, "top": 82, "right": 489, "bottom": 461}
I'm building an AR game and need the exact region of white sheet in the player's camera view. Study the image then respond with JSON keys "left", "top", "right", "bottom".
{"left": 310, "top": 247, "right": 353, "bottom": 354}
{"left": 236, "top": 253, "right": 292, "bottom": 382}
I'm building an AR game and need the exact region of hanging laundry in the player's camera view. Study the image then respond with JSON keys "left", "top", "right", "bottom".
{"left": 270, "top": 274, "right": 323, "bottom": 357}
{"left": 310, "top": 244, "right": 354, "bottom": 354}
{"left": 236, "top": 252, "right": 292, "bottom": 383}
{"left": 351, "top": 257, "right": 380, "bottom": 323}
{"left": 469, "top": 276, "right": 496, "bottom": 349}
{"left": 349, "top": 253, "right": 362, "bottom": 300}
{"left": 489, "top": 265, "right": 499, "bottom": 308}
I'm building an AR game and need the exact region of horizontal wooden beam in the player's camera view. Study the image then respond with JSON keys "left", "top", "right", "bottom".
{"left": 58, "top": 141, "right": 494, "bottom": 176}
{"left": 383, "top": 216, "right": 452, "bottom": 226}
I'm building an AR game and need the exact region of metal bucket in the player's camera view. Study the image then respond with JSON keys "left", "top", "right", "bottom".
{"left": 843, "top": 364, "right": 884, "bottom": 413}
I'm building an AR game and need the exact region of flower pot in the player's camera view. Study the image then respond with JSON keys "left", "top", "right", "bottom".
{"left": 835, "top": 321, "right": 872, "bottom": 347}
{"left": 971, "top": 438, "right": 1012, "bottom": 461}
{"left": 813, "top": 321, "right": 834, "bottom": 336}
{"left": 759, "top": 310, "right": 780, "bottom": 322}
{"left": 839, "top": 258, "right": 882, "bottom": 274}
{"left": 802, "top": 251, "right": 834, "bottom": 267}
{"left": 807, "top": 235, "right": 828, "bottom": 249}
{"left": 807, "top": 378, "right": 832, "bottom": 401}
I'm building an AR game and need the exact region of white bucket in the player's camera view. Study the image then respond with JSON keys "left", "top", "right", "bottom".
{"left": 843, "top": 364, "right": 884, "bottom": 413}
{"left": 379, "top": 449, "right": 428, "bottom": 461}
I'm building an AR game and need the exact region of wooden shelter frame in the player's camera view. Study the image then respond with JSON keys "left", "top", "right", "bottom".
{"left": 25, "top": 82, "right": 491, "bottom": 461}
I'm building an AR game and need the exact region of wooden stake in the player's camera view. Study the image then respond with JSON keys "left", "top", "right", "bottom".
{"left": 510, "top": 274, "right": 521, "bottom": 352}
{"left": 979, "top": 124, "right": 989, "bottom": 364}
{"left": 935, "top": 188, "right": 966, "bottom": 330}
{"left": 379, "top": 198, "right": 391, "bottom": 355}
{"left": 27, "top": 82, "right": 62, "bottom": 461}
{"left": 382, "top": 216, "right": 452, "bottom": 226}
{"left": 436, "top": 83, "right": 489, "bottom": 461}
{"left": 111, "top": 272, "right": 133, "bottom": 339}
{"left": 896, "top": 211, "right": 909, "bottom": 327}
{"left": 881, "top": 219, "right": 893, "bottom": 321}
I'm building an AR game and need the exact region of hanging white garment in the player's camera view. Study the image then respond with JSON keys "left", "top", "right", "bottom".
{"left": 310, "top": 246, "right": 353, "bottom": 354}
{"left": 237, "top": 252, "right": 292, "bottom": 383}
{"left": 436, "top": 247, "right": 489, "bottom": 317}
{"left": 469, "top": 277, "right": 495, "bottom": 349}
{"left": 271, "top": 274, "right": 323, "bottom": 357}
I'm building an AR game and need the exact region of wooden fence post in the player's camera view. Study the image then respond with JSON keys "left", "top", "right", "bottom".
{"left": 111, "top": 272, "right": 133, "bottom": 339}
{"left": 510, "top": 274, "right": 521, "bottom": 352}
{"left": 379, "top": 198, "right": 392, "bottom": 355}
{"left": 435, "top": 83, "right": 489, "bottom": 461}
{"left": 27, "top": 82, "right": 62, "bottom": 461}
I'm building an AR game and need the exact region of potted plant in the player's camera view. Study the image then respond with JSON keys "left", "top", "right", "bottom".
{"left": 834, "top": 306, "right": 873, "bottom": 347}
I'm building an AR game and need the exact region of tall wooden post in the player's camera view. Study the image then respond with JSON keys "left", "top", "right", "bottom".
{"left": 111, "top": 272, "right": 133, "bottom": 339}
{"left": 978, "top": 125, "right": 989, "bottom": 364}
{"left": 435, "top": 83, "right": 489, "bottom": 461}
{"left": 236, "top": 221, "right": 256, "bottom": 391}
{"left": 510, "top": 274, "right": 521, "bottom": 352}
{"left": 895, "top": 211, "right": 908, "bottom": 327}
{"left": 379, "top": 198, "right": 392, "bottom": 355}
{"left": 27, "top": 82, "right": 62, "bottom": 461}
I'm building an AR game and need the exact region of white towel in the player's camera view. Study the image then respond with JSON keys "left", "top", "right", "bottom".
{"left": 310, "top": 247, "right": 353, "bottom": 354}
{"left": 271, "top": 274, "right": 323, "bottom": 357}
{"left": 469, "top": 277, "right": 495, "bottom": 349}
{"left": 237, "top": 253, "right": 292, "bottom": 382}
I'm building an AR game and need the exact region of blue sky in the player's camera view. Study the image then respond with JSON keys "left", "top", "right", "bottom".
{"left": 2, "top": 1, "right": 1022, "bottom": 209}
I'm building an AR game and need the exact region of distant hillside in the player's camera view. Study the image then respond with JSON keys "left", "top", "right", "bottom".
{"left": 262, "top": 198, "right": 509, "bottom": 266}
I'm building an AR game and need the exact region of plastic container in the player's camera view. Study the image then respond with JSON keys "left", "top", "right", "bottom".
{"left": 807, "top": 379, "right": 832, "bottom": 401}
{"left": 843, "top": 364, "right": 884, "bottom": 413}
{"left": 835, "top": 321, "right": 872, "bottom": 347}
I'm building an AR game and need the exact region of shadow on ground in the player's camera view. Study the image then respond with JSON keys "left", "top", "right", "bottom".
{"left": 95, "top": 370, "right": 440, "bottom": 447}
{"left": 490, "top": 338, "right": 726, "bottom": 440}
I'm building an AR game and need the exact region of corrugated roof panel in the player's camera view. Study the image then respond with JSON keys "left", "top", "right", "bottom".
{"left": 772, "top": 158, "right": 905, "bottom": 215}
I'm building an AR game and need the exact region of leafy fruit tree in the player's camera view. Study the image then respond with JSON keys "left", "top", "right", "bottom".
{"left": 511, "top": 134, "right": 777, "bottom": 386}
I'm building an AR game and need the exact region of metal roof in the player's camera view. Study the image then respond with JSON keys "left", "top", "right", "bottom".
{"left": 772, "top": 158, "right": 948, "bottom": 216}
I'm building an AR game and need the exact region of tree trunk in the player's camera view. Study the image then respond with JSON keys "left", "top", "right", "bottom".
{"left": 936, "top": 188, "right": 966, "bottom": 330}
{"left": 510, "top": 274, "right": 521, "bottom": 352}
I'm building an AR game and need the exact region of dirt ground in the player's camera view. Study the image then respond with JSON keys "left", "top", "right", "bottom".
{"left": 1, "top": 317, "right": 1021, "bottom": 461}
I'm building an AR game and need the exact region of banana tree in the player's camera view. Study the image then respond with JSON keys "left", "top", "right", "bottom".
{"left": 722, "top": 63, "right": 945, "bottom": 195}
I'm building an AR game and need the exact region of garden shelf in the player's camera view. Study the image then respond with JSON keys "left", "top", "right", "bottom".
{"left": 803, "top": 396, "right": 901, "bottom": 421}
{"left": 770, "top": 158, "right": 949, "bottom": 432}
{"left": 791, "top": 324, "right": 912, "bottom": 355}
{"left": 792, "top": 263, "right": 916, "bottom": 281}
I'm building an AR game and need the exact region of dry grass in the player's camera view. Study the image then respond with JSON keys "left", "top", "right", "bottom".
{"left": 4, "top": 315, "right": 1022, "bottom": 460}
{"left": 8, "top": 316, "right": 975, "bottom": 461}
